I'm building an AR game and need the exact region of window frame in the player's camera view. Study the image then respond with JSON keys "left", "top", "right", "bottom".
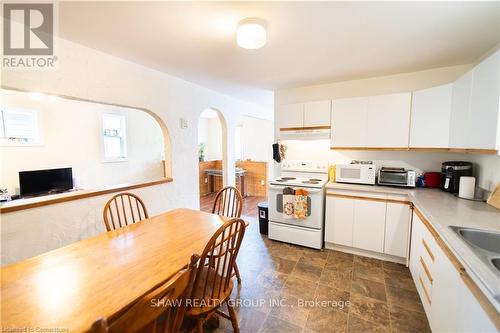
{"left": 101, "top": 113, "right": 128, "bottom": 163}
{"left": 0, "top": 107, "right": 42, "bottom": 147}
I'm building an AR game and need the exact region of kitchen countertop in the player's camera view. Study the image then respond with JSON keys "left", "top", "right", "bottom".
{"left": 326, "top": 182, "right": 500, "bottom": 312}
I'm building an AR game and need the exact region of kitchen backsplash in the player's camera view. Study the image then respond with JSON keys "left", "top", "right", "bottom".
{"left": 280, "top": 139, "right": 500, "bottom": 191}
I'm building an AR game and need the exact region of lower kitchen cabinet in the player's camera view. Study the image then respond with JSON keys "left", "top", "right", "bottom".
{"left": 352, "top": 199, "right": 386, "bottom": 252}
{"left": 325, "top": 191, "right": 411, "bottom": 260}
{"left": 384, "top": 202, "right": 411, "bottom": 257}
{"left": 410, "top": 210, "right": 497, "bottom": 332}
{"left": 325, "top": 195, "right": 353, "bottom": 246}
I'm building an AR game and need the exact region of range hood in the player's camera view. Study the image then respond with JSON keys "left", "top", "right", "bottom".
{"left": 279, "top": 126, "right": 330, "bottom": 140}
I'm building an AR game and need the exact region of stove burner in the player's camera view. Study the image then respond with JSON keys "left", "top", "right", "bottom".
{"left": 302, "top": 181, "right": 320, "bottom": 184}
{"left": 309, "top": 178, "right": 322, "bottom": 182}
{"left": 281, "top": 177, "right": 296, "bottom": 180}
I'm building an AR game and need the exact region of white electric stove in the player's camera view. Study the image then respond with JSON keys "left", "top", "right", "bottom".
{"left": 268, "top": 160, "right": 329, "bottom": 249}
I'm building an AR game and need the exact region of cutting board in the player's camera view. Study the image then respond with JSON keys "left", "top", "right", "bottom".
{"left": 486, "top": 183, "right": 500, "bottom": 210}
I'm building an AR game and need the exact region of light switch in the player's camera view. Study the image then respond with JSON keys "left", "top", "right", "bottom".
{"left": 179, "top": 118, "right": 188, "bottom": 129}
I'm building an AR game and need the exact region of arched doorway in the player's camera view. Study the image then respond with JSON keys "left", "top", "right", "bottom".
{"left": 197, "top": 108, "right": 228, "bottom": 210}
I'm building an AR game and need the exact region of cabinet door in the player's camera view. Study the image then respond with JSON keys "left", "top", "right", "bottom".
{"left": 304, "top": 100, "right": 331, "bottom": 127}
{"left": 331, "top": 97, "right": 368, "bottom": 148}
{"left": 455, "top": 275, "right": 497, "bottom": 332}
{"left": 410, "top": 84, "right": 452, "bottom": 148}
{"left": 409, "top": 212, "right": 422, "bottom": 278}
{"left": 325, "top": 195, "right": 354, "bottom": 246}
{"left": 431, "top": 243, "right": 460, "bottom": 332}
{"left": 468, "top": 50, "right": 500, "bottom": 150}
{"left": 449, "top": 71, "right": 473, "bottom": 148}
{"left": 366, "top": 93, "right": 411, "bottom": 148}
{"left": 384, "top": 203, "right": 411, "bottom": 258}
{"left": 352, "top": 199, "right": 386, "bottom": 252}
{"left": 277, "top": 103, "right": 304, "bottom": 129}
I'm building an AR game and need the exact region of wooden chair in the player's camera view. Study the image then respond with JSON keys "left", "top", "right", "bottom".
{"left": 185, "top": 218, "right": 246, "bottom": 333}
{"left": 103, "top": 192, "right": 149, "bottom": 231}
{"left": 211, "top": 186, "right": 246, "bottom": 283}
{"left": 90, "top": 254, "right": 199, "bottom": 333}
{"left": 211, "top": 186, "right": 243, "bottom": 218}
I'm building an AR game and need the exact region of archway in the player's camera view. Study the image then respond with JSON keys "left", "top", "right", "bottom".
{"left": 197, "top": 108, "right": 228, "bottom": 210}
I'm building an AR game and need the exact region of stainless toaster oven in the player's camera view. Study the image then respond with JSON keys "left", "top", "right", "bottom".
{"left": 378, "top": 167, "right": 416, "bottom": 188}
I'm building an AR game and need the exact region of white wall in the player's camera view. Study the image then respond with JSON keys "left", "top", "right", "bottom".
{"left": 197, "top": 116, "right": 222, "bottom": 161}
{"left": 240, "top": 116, "right": 274, "bottom": 163}
{"left": 275, "top": 64, "right": 500, "bottom": 191}
{"left": 1, "top": 89, "right": 164, "bottom": 195}
{"left": 0, "top": 36, "right": 273, "bottom": 265}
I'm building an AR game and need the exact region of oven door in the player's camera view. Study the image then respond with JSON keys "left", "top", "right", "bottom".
{"left": 268, "top": 184, "right": 324, "bottom": 230}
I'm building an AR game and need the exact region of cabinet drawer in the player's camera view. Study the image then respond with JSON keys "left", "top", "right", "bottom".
{"left": 418, "top": 272, "right": 433, "bottom": 309}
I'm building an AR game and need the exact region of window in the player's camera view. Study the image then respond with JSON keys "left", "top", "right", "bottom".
{"left": 0, "top": 108, "right": 40, "bottom": 145}
{"left": 102, "top": 114, "right": 127, "bottom": 161}
{"left": 234, "top": 125, "right": 242, "bottom": 160}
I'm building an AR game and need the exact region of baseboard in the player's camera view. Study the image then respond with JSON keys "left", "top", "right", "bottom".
{"left": 324, "top": 242, "right": 407, "bottom": 265}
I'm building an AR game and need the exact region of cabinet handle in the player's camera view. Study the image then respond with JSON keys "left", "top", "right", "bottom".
{"left": 419, "top": 275, "right": 432, "bottom": 305}
{"left": 422, "top": 238, "right": 435, "bottom": 262}
{"left": 419, "top": 256, "right": 433, "bottom": 284}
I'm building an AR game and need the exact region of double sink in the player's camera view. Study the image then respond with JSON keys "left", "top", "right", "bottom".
{"left": 450, "top": 226, "right": 500, "bottom": 276}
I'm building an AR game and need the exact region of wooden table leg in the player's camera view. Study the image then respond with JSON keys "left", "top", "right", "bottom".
{"left": 241, "top": 174, "right": 246, "bottom": 197}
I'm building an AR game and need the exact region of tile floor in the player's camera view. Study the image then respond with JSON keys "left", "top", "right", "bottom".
{"left": 191, "top": 201, "right": 431, "bottom": 333}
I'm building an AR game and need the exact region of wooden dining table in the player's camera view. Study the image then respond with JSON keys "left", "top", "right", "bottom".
{"left": 1, "top": 208, "right": 229, "bottom": 332}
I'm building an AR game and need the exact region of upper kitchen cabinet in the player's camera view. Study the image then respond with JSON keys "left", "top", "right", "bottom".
{"left": 331, "top": 97, "right": 368, "bottom": 147}
{"left": 303, "top": 100, "right": 331, "bottom": 128}
{"left": 366, "top": 93, "right": 412, "bottom": 148}
{"left": 468, "top": 50, "right": 500, "bottom": 150}
{"left": 449, "top": 71, "right": 473, "bottom": 149}
{"left": 449, "top": 50, "right": 500, "bottom": 153}
{"left": 410, "top": 84, "right": 452, "bottom": 148}
{"left": 277, "top": 100, "right": 331, "bottom": 130}
{"left": 277, "top": 103, "right": 304, "bottom": 129}
{"left": 331, "top": 93, "right": 411, "bottom": 148}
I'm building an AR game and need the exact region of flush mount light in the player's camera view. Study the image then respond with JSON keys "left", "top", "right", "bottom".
{"left": 236, "top": 18, "right": 267, "bottom": 49}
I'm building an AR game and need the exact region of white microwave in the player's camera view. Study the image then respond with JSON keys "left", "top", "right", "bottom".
{"left": 336, "top": 164, "right": 376, "bottom": 185}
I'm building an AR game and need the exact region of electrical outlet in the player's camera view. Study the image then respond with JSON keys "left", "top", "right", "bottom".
{"left": 204, "top": 178, "right": 208, "bottom": 184}
{"left": 260, "top": 180, "right": 265, "bottom": 186}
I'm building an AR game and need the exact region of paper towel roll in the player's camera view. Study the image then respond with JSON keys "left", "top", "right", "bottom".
{"left": 459, "top": 176, "right": 476, "bottom": 199}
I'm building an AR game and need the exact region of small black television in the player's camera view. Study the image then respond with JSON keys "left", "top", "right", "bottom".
{"left": 19, "top": 167, "right": 73, "bottom": 197}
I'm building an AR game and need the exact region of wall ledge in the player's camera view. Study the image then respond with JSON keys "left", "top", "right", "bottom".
{"left": 0, "top": 178, "right": 173, "bottom": 214}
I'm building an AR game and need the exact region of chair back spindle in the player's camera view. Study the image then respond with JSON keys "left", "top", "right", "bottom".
{"left": 103, "top": 192, "right": 149, "bottom": 231}
{"left": 211, "top": 187, "right": 243, "bottom": 218}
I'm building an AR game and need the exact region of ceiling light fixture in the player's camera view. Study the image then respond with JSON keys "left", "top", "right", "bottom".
{"left": 236, "top": 18, "right": 267, "bottom": 50}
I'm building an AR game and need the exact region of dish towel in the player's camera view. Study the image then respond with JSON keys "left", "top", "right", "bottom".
{"left": 293, "top": 195, "right": 308, "bottom": 219}
{"left": 282, "top": 195, "right": 295, "bottom": 219}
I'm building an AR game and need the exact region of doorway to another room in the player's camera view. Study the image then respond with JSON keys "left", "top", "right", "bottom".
{"left": 198, "top": 113, "right": 272, "bottom": 218}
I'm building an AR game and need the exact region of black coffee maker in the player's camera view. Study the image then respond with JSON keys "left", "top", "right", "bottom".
{"left": 440, "top": 161, "right": 473, "bottom": 193}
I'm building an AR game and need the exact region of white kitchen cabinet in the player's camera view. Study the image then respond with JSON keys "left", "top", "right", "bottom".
{"left": 410, "top": 84, "right": 452, "bottom": 148}
{"left": 277, "top": 103, "right": 304, "bottom": 129}
{"left": 410, "top": 210, "right": 497, "bottom": 332}
{"left": 304, "top": 100, "right": 331, "bottom": 127}
{"left": 331, "top": 97, "right": 368, "bottom": 147}
{"left": 325, "top": 195, "right": 354, "bottom": 246}
{"left": 449, "top": 71, "right": 473, "bottom": 148}
{"left": 352, "top": 199, "right": 386, "bottom": 252}
{"left": 468, "top": 50, "right": 500, "bottom": 150}
{"left": 384, "top": 202, "right": 411, "bottom": 258}
{"left": 366, "top": 93, "right": 412, "bottom": 148}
